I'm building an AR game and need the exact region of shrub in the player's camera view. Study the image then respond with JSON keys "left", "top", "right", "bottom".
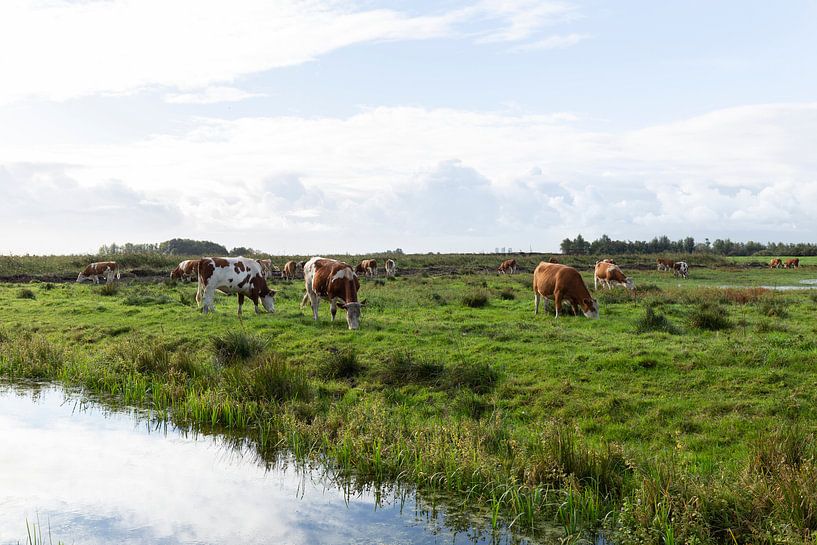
{"left": 212, "top": 330, "right": 268, "bottom": 365}
{"left": 499, "top": 287, "right": 515, "bottom": 300}
{"left": 318, "top": 347, "right": 363, "bottom": 380}
{"left": 42, "top": 283, "right": 55, "bottom": 291}
{"left": 445, "top": 361, "right": 499, "bottom": 394}
{"left": 454, "top": 390, "right": 490, "bottom": 419}
{"left": 462, "top": 290, "right": 489, "bottom": 308}
{"left": 635, "top": 306, "right": 680, "bottom": 334}
{"left": 380, "top": 351, "right": 444, "bottom": 385}
{"left": 689, "top": 303, "right": 731, "bottom": 331}
{"left": 430, "top": 292, "right": 447, "bottom": 305}
{"left": 724, "top": 287, "right": 769, "bottom": 305}
{"left": 16, "top": 288, "right": 36, "bottom": 299}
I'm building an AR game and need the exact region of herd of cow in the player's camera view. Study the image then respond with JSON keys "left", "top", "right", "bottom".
{"left": 73, "top": 253, "right": 803, "bottom": 328}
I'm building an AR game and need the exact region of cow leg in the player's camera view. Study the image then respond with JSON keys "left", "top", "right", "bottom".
{"left": 308, "top": 292, "right": 320, "bottom": 321}
{"left": 250, "top": 294, "right": 261, "bottom": 314}
{"left": 553, "top": 293, "right": 562, "bottom": 318}
{"left": 534, "top": 293, "right": 540, "bottom": 315}
{"left": 594, "top": 275, "right": 599, "bottom": 290}
{"left": 330, "top": 300, "right": 338, "bottom": 321}
{"left": 237, "top": 293, "right": 245, "bottom": 315}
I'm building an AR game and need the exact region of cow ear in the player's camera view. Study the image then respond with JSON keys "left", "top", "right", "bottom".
{"left": 337, "top": 301, "right": 347, "bottom": 309}
{"left": 360, "top": 298, "right": 368, "bottom": 306}
{"left": 269, "top": 289, "right": 277, "bottom": 296}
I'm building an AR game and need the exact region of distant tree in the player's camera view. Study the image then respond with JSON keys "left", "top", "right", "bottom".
{"left": 159, "top": 238, "right": 228, "bottom": 256}
{"left": 229, "top": 247, "right": 257, "bottom": 256}
{"left": 560, "top": 238, "right": 573, "bottom": 254}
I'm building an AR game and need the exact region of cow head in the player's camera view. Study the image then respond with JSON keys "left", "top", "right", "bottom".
{"left": 337, "top": 299, "right": 366, "bottom": 330}
{"left": 170, "top": 267, "right": 182, "bottom": 280}
{"left": 260, "top": 288, "right": 276, "bottom": 313}
{"left": 76, "top": 272, "right": 87, "bottom": 283}
{"left": 624, "top": 277, "right": 635, "bottom": 291}
{"left": 582, "top": 297, "right": 599, "bottom": 319}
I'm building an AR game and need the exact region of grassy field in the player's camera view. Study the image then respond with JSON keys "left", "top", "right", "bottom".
{"left": 1, "top": 256, "right": 817, "bottom": 544}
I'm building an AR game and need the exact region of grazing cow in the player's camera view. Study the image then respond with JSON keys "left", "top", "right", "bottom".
{"left": 77, "top": 261, "right": 120, "bottom": 284}
{"left": 301, "top": 257, "right": 364, "bottom": 330}
{"left": 498, "top": 258, "right": 517, "bottom": 274}
{"left": 257, "top": 259, "right": 278, "bottom": 279}
{"left": 784, "top": 258, "right": 800, "bottom": 269}
{"left": 282, "top": 260, "right": 299, "bottom": 280}
{"left": 355, "top": 259, "right": 378, "bottom": 277}
{"left": 594, "top": 261, "right": 635, "bottom": 291}
{"left": 769, "top": 258, "right": 782, "bottom": 269}
{"left": 656, "top": 259, "right": 674, "bottom": 271}
{"left": 533, "top": 262, "right": 599, "bottom": 319}
{"left": 384, "top": 259, "right": 397, "bottom": 277}
{"left": 196, "top": 257, "right": 276, "bottom": 315}
{"left": 171, "top": 259, "right": 201, "bottom": 282}
{"left": 673, "top": 261, "right": 689, "bottom": 279}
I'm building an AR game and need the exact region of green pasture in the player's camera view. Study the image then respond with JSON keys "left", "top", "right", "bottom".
{"left": 1, "top": 260, "right": 817, "bottom": 544}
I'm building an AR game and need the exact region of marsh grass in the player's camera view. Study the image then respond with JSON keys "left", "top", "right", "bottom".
{"left": 635, "top": 306, "right": 680, "bottom": 334}
{"left": 225, "top": 353, "right": 312, "bottom": 402}
{"left": 318, "top": 347, "right": 362, "bottom": 380}
{"left": 123, "top": 293, "right": 172, "bottom": 306}
{"left": 462, "top": 290, "right": 489, "bottom": 308}
{"left": 757, "top": 298, "right": 789, "bottom": 318}
{"left": 445, "top": 360, "right": 499, "bottom": 394}
{"left": 499, "top": 287, "right": 516, "bottom": 300}
{"left": 16, "top": 288, "right": 36, "bottom": 299}
{"left": 98, "top": 283, "right": 119, "bottom": 296}
{"left": 688, "top": 303, "right": 731, "bottom": 331}
{"left": 380, "top": 351, "right": 444, "bottom": 385}
{"left": 212, "top": 330, "right": 268, "bottom": 365}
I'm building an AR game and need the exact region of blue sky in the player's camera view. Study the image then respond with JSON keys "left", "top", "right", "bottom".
{"left": 1, "top": 0, "right": 815, "bottom": 254}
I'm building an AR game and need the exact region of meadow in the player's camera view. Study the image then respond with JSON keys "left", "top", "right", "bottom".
{"left": 1, "top": 254, "right": 816, "bottom": 544}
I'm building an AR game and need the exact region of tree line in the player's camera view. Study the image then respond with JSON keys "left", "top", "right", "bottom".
{"left": 98, "top": 238, "right": 236, "bottom": 256}
{"left": 560, "top": 234, "right": 817, "bottom": 256}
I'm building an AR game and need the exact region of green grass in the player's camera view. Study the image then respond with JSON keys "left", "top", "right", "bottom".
{"left": 1, "top": 256, "right": 817, "bottom": 544}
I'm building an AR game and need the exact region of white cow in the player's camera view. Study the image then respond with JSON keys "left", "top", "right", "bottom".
{"left": 384, "top": 259, "right": 397, "bottom": 277}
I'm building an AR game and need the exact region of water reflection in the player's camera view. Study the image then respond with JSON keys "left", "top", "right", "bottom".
{"left": 0, "top": 384, "right": 536, "bottom": 545}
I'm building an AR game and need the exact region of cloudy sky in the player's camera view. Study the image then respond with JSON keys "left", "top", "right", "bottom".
{"left": 1, "top": 0, "right": 815, "bottom": 255}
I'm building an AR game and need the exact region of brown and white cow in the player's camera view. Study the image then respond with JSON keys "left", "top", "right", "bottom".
{"left": 769, "top": 258, "right": 783, "bottom": 269}
{"left": 257, "top": 259, "right": 278, "bottom": 279}
{"left": 784, "top": 258, "right": 800, "bottom": 269}
{"left": 282, "top": 260, "right": 299, "bottom": 280}
{"left": 171, "top": 259, "right": 201, "bottom": 282}
{"left": 673, "top": 261, "right": 689, "bottom": 279}
{"left": 355, "top": 259, "right": 377, "bottom": 277}
{"left": 498, "top": 258, "right": 517, "bottom": 274}
{"left": 594, "top": 261, "right": 635, "bottom": 291}
{"left": 384, "top": 259, "right": 397, "bottom": 277}
{"left": 301, "top": 257, "right": 364, "bottom": 329}
{"left": 77, "top": 261, "right": 120, "bottom": 284}
{"left": 533, "top": 262, "right": 599, "bottom": 319}
{"left": 196, "top": 257, "right": 276, "bottom": 315}
{"left": 656, "top": 258, "right": 674, "bottom": 271}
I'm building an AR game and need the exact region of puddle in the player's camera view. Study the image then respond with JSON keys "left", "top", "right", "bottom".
{"left": 0, "top": 384, "right": 536, "bottom": 545}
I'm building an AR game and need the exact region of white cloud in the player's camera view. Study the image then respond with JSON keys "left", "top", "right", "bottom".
{"left": 0, "top": 0, "right": 579, "bottom": 105}
{"left": 1, "top": 102, "right": 815, "bottom": 253}
{"left": 509, "top": 32, "right": 589, "bottom": 51}
{"left": 164, "top": 86, "right": 265, "bottom": 105}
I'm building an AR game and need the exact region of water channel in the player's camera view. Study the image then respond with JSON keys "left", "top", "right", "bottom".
{"left": 0, "top": 384, "right": 538, "bottom": 545}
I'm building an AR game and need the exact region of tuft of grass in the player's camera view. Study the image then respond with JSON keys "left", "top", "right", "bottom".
{"left": 462, "top": 289, "right": 489, "bottom": 308}
{"left": 445, "top": 360, "right": 499, "bottom": 394}
{"left": 635, "top": 306, "right": 680, "bottom": 334}
{"left": 723, "top": 287, "right": 769, "bottom": 304}
{"left": 42, "top": 282, "right": 55, "bottom": 290}
{"left": 688, "top": 302, "right": 731, "bottom": 331}
{"left": 757, "top": 299, "right": 788, "bottom": 318}
{"left": 380, "top": 351, "right": 444, "bottom": 385}
{"left": 123, "top": 293, "right": 172, "bottom": 306}
{"left": 16, "top": 288, "right": 36, "bottom": 299}
{"left": 98, "top": 283, "right": 119, "bottom": 296}
{"left": 212, "top": 330, "right": 268, "bottom": 365}
{"left": 430, "top": 292, "right": 447, "bottom": 305}
{"left": 318, "top": 347, "right": 363, "bottom": 380}
{"left": 453, "top": 390, "right": 490, "bottom": 419}
{"left": 499, "top": 287, "right": 515, "bottom": 300}
{"left": 226, "top": 353, "right": 312, "bottom": 402}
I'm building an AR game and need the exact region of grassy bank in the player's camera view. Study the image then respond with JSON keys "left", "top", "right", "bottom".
{"left": 2, "top": 260, "right": 817, "bottom": 543}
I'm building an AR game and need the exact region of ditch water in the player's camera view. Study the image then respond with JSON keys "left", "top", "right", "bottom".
{"left": 0, "top": 384, "right": 540, "bottom": 545}
{"left": 719, "top": 279, "right": 817, "bottom": 290}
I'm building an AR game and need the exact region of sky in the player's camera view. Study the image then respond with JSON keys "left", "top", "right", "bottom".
{"left": 1, "top": 0, "right": 816, "bottom": 255}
